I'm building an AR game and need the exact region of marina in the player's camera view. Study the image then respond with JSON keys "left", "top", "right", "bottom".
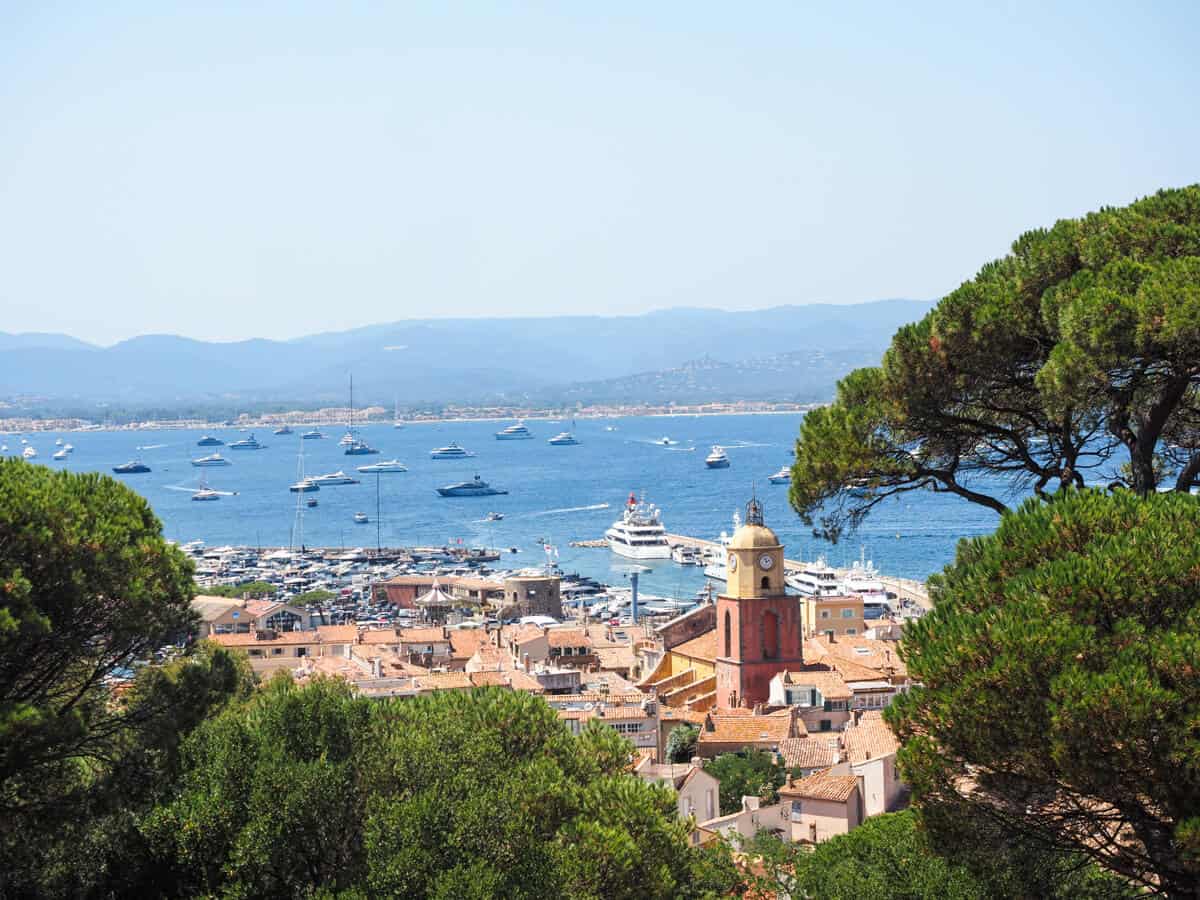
{"left": 2, "top": 413, "right": 1000, "bottom": 598}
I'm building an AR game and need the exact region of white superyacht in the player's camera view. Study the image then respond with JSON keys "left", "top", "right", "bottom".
{"left": 605, "top": 493, "right": 671, "bottom": 559}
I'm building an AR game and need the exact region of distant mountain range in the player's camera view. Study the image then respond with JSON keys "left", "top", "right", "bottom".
{"left": 0, "top": 300, "right": 933, "bottom": 412}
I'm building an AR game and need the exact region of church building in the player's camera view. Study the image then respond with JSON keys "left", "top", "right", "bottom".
{"left": 640, "top": 498, "right": 805, "bottom": 712}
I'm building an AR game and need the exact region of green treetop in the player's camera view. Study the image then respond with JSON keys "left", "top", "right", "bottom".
{"left": 790, "top": 185, "right": 1200, "bottom": 540}
{"left": 888, "top": 489, "right": 1200, "bottom": 897}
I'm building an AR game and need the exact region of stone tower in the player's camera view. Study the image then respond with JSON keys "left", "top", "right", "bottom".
{"left": 714, "top": 498, "right": 804, "bottom": 709}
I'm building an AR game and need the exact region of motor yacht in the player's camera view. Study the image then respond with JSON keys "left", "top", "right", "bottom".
{"left": 338, "top": 432, "right": 356, "bottom": 446}
{"left": 344, "top": 438, "right": 380, "bottom": 456}
{"left": 353, "top": 512, "right": 369, "bottom": 524}
{"left": 52, "top": 448, "right": 68, "bottom": 461}
{"left": 430, "top": 442, "right": 474, "bottom": 459}
{"left": 436, "top": 475, "right": 508, "bottom": 497}
{"left": 548, "top": 431, "right": 579, "bottom": 445}
{"left": 311, "top": 470, "right": 361, "bottom": 485}
{"left": 22, "top": 446, "right": 37, "bottom": 459}
{"left": 113, "top": 459, "right": 151, "bottom": 474}
{"left": 356, "top": 459, "right": 408, "bottom": 473}
{"left": 289, "top": 479, "right": 320, "bottom": 493}
{"left": 301, "top": 430, "right": 325, "bottom": 440}
{"left": 768, "top": 466, "right": 791, "bottom": 484}
{"left": 495, "top": 422, "right": 533, "bottom": 440}
{"left": 605, "top": 493, "right": 671, "bottom": 559}
{"left": 192, "top": 453, "right": 231, "bottom": 467}
{"left": 786, "top": 557, "right": 842, "bottom": 597}
{"left": 274, "top": 425, "right": 294, "bottom": 435}
{"left": 705, "top": 446, "right": 730, "bottom": 469}
{"left": 306, "top": 497, "right": 319, "bottom": 508}
{"left": 486, "top": 511, "right": 504, "bottom": 521}
{"left": 228, "top": 434, "right": 265, "bottom": 450}
{"left": 197, "top": 435, "right": 224, "bottom": 447}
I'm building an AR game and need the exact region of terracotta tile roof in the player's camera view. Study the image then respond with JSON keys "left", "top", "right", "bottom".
{"left": 448, "top": 629, "right": 490, "bottom": 659}
{"left": 508, "top": 624, "right": 547, "bottom": 647}
{"left": 398, "top": 627, "right": 449, "bottom": 645}
{"left": 672, "top": 630, "right": 717, "bottom": 663}
{"left": 244, "top": 599, "right": 285, "bottom": 618}
{"left": 661, "top": 707, "right": 708, "bottom": 725}
{"left": 316, "top": 625, "right": 359, "bottom": 644}
{"left": 468, "top": 671, "right": 511, "bottom": 688}
{"left": 808, "top": 636, "right": 908, "bottom": 679}
{"left": 467, "top": 645, "right": 510, "bottom": 670}
{"left": 412, "top": 671, "right": 473, "bottom": 692}
{"left": 504, "top": 670, "right": 545, "bottom": 693}
{"left": 542, "top": 692, "right": 647, "bottom": 707}
{"left": 359, "top": 628, "right": 401, "bottom": 645}
{"left": 546, "top": 628, "right": 592, "bottom": 649}
{"left": 843, "top": 711, "right": 900, "bottom": 763}
{"left": 779, "top": 770, "right": 858, "bottom": 803}
{"left": 699, "top": 713, "right": 795, "bottom": 746}
{"left": 594, "top": 646, "right": 637, "bottom": 670}
{"left": 780, "top": 665, "right": 852, "bottom": 701}
{"left": 778, "top": 736, "right": 840, "bottom": 770}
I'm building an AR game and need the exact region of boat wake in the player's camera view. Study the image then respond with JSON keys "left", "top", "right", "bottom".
{"left": 137, "top": 443, "right": 168, "bottom": 450}
{"left": 526, "top": 502, "right": 611, "bottom": 517}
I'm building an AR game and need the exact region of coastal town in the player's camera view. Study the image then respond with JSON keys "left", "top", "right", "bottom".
{"left": 191, "top": 498, "right": 915, "bottom": 847}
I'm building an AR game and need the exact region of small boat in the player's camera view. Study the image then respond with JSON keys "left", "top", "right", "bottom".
{"left": 301, "top": 430, "right": 325, "bottom": 440}
{"left": 52, "top": 448, "right": 68, "bottom": 460}
{"left": 436, "top": 475, "right": 508, "bottom": 497}
{"left": 705, "top": 446, "right": 731, "bottom": 469}
{"left": 62, "top": 443, "right": 74, "bottom": 453}
{"left": 192, "top": 488, "right": 221, "bottom": 502}
{"left": 356, "top": 459, "right": 408, "bottom": 473}
{"left": 548, "top": 431, "right": 579, "bottom": 446}
{"left": 55, "top": 438, "right": 63, "bottom": 446}
{"left": 338, "top": 432, "right": 356, "bottom": 446}
{"left": 344, "top": 438, "right": 380, "bottom": 456}
{"left": 22, "top": 446, "right": 37, "bottom": 459}
{"left": 311, "top": 470, "right": 360, "bottom": 485}
{"left": 197, "top": 435, "right": 224, "bottom": 447}
{"left": 273, "top": 425, "right": 294, "bottom": 435}
{"left": 495, "top": 422, "right": 533, "bottom": 440}
{"left": 353, "top": 512, "right": 369, "bottom": 524}
{"left": 306, "top": 498, "right": 318, "bottom": 508}
{"left": 192, "top": 453, "right": 231, "bottom": 467}
{"left": 289, "top": 479, "right": 320, "bottom": 493}
{"left": 113, "top": 460, "right": 151, "bottom": 474}
{"left": 228, "top": 434, "right": 265, "bottom": 450}
{"left": 430, "top": 442, "right": 474, "bottom": 459}
{"left": 486, "top": 511, "right": 504, "bottom": 521}
{"left": 768, "top": 467, "right": 791, "bottom": 485}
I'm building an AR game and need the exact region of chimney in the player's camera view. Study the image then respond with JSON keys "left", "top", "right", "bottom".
{"left": 522, "top": 653, "right": 531, "bottom": 673}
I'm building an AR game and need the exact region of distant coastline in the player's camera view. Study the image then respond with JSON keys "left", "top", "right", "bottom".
{"left": 0, "top": 400, "right": 821, "bottom": 434}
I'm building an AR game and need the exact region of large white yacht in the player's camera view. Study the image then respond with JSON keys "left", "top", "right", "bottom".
{"left": 356, "top": 459, "right": 408, "bottom": 473}
{"left": 786, "top": 556, "right": 843, "bottom": 597}
{"left": 310, "top": 470, "right": 361, "bottom": 485}
{"left": 605, "top": 494, "right": 671, "bottom": 559}
{"left": 705, "top": 445, "right": 730, "bottom": 469}
{"left": 701, "top": 511, "right": 741, "bottom": 580}
{"left": 430, "top": 442, "right": 474, "bottom": 459}
{"left": 192, "top": 453, "right": 231, "bottom": 467}
{"left": 841, "top": 554, "right": 890, "bottom": 608}
{"left": 495, "top": 422, "right": 533, "bottom": 440}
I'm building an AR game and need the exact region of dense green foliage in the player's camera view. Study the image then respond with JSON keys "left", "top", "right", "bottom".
{"left": 665, "top": 723, "right": 700, "bottom": 763}
{"left": 889, "top": 489, "right": 1200, "bottom": 896}
{"left": 143, "top": 679, "right": 738, "bottom": 898}
{"left": 745, "top": 809, "right": 1132, "bottom": 900}
{"left": 790, "top": 185, "right": 1200, "bottom": 540}
{"left": 706, "top": 748, "right": 788, "bottom": 815}
{"left": 198, "top": 580, "right": 278, "bottom": 599}
{"left": 0, "top": 459, "right": 204, "bottom": 887}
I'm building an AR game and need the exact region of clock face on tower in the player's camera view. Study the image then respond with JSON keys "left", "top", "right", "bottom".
{"left": 758, "top": 553, "right": 775, "bottom": 571}
{"left": 728, "top": 554, "right": 738, "bottom": 572}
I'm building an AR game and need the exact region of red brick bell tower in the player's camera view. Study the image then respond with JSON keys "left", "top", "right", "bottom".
{"left": 714, "top": 498, "right": 804, "bottom": 709}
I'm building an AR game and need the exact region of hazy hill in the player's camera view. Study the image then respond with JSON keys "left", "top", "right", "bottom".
{"left": 0, "top": 300, "right": 933, "bottom": 410}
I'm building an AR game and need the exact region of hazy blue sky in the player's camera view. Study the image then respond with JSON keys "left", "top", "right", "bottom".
{"left": 1, "top": 2, "right": 1197, "bottom": 345}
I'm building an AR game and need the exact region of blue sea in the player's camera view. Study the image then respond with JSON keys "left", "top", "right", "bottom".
{"left": 10, "top": 414, "right": 1002, "bottom": 599}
